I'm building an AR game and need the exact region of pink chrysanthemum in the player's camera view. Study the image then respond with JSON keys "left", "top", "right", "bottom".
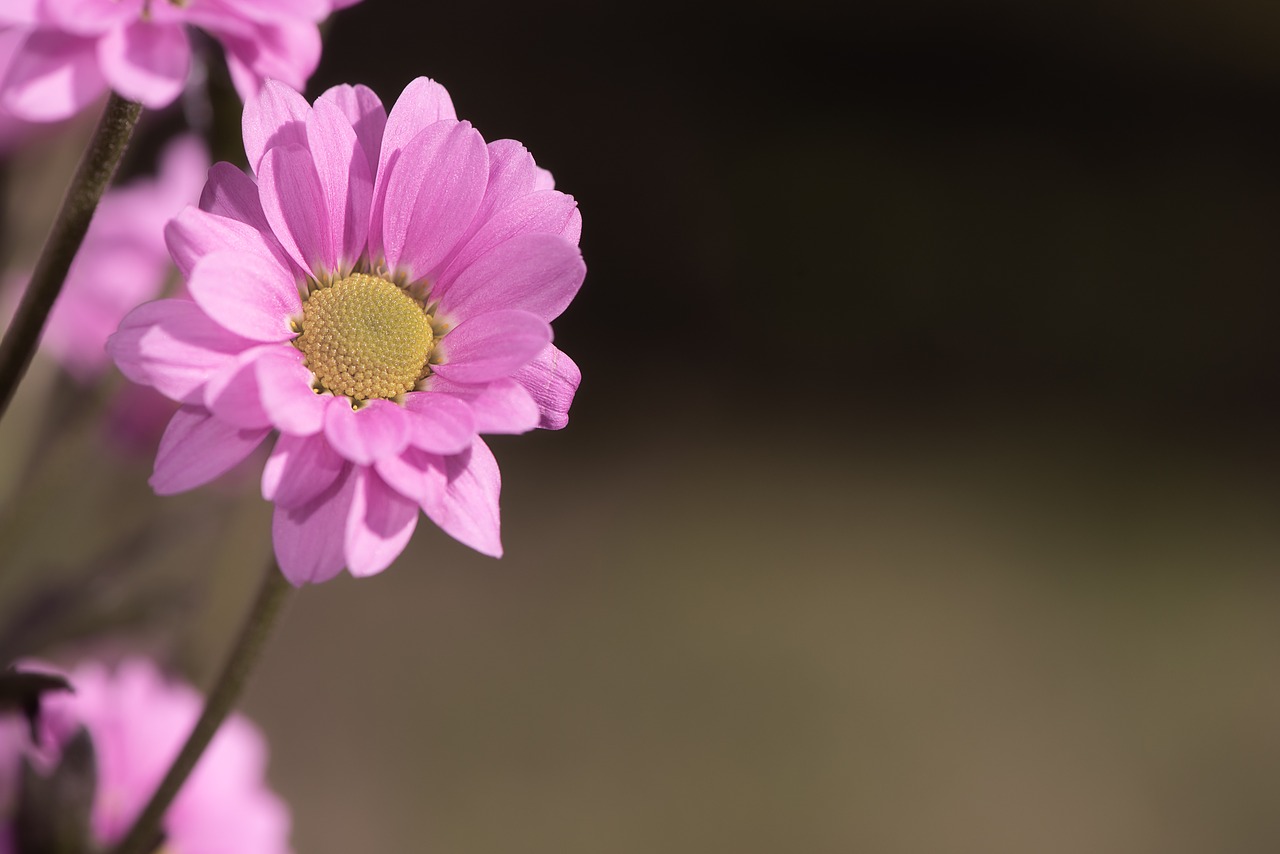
{"left": 0, "top": 0, "right": 357, "bottom": 121}
{"left": 0, "top": 659, "right": 290, "bottom": 853}
{"left": 108, "top": 78, "right": 585, "bottom": 583}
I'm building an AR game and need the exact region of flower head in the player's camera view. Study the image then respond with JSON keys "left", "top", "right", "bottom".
{"left": 109, "top": 78, "right": 585, "bottom": 583}
{"left": 0, "top": 658, "right": 290, "bottom": 853}
{"left": 0, "top": 0, "right": 356, "bottom": 121}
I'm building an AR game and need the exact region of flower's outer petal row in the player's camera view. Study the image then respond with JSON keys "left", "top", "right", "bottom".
{"left": 381, "top": 120, "right": 489, "bottom": 282}
{"left": 435, "top": 232, "right": 585, "bottom": 323}
{"left": 533, "top": 167, "right": 556, "bottom": 191}
{"left": 107, "top": 299, "right": 252, "bottom": 404}
{"left": 258, "top": 142, "right": 330, "bottom": 278}
{"left": 256, "top": 349, "right": 328, "bottom": 435}
{"left": 432, "top": 309, "right": 552, "bottom": 385}
{"left": 400, "top": 392, "right": 476, "bottom": 454}
{"left": 165, "top": 206, "right": 293, "bottom": 280}
{"left": 373, "top": 445, "right": 446, "bottom": 506}
{"left": 199, "top": 163, "right": 272, "bottom": 234}
{"left": 186, "top": 250, "right": 300, "bottom": 342}
{"left": 307, "top": 97, "right": 373, "bottom": 273}
{"left": 96, "top": 19, "right": 188, "bottom": 109}
{"left": 469, "top": 139, "right": 539, "bottom": 235}
{"left": 511, "top": 344, "right": 581, "bottom": 430}
{"left": 422, "top": 437, "right": 503, "bottom": 558}
{"left": 151, "top": 404, "right": 270, "bottom": 495}
{"left": 345, "top": 467, "right": 419, "bottom": 577}
{"left": 315, "top": 83, "right": 385, "bottom": 180}
{"left": 0, "top": 29, "right": 104, "bottom": 121}
{"left": 424, "top": 377, "right": 540, "bottom": 435}
{"left": 323, "top": 398, "right": 411, "bottom": 465}
{"left": 262, "top": 431, "right": 345, "bottom": 508}
{"left": 272, "top": 462, "right": 355, "bottom": 585}
{"left": 242, "top": 78, "right": 311, "bottom": 174}
{"left": 203, "top": 16, "right": 320, "bottom": 104}
{"left": 203, "top": 344, "right": 278, "bottom": 429}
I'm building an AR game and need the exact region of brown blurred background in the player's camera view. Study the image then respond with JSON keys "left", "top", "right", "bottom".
{"left": 7, "top": 0, "right": 1280, "bottom": 851}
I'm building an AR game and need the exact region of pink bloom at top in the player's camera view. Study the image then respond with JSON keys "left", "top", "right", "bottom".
{"left": 0, "top": 658, "right": 291, "bottom": 853}
{"left": 0, "top": 0, "right": 357, "bottom": 122}
{"left": 109, "top": 77, "right": 585, "bottom": 583}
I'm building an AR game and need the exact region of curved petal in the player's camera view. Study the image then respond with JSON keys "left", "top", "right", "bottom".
{"left": 510, "top": 344, "right": 581, "bottom": 430}
{"left": 186, "top": 251, "right": 300, "bottom": 342}
{"left": 272, "top": 462, "right": 355, "bottom": 585}
{"left": 426, "top": 377, "right": 539, "bottom": 435}
{"left": 469, "top": 139, "right": 537, "bottom": 233}
{"left": 165, "top": 206, "right": 293, "bottom": 279}
{"left": 314, "top": 83, "right": 385, "bottom": 179}
{"left": 306, "top": 98, "right": 372, "bottom": 274}
{"left": 422, "top": 438, "right": 503, "bottom": 558}
{"left": 258, "top": 143, "right": 330, "bottom": 277}
{"left": 216, "top": 18, "right": 319, "bottom": 103}
{"left": 381, "top": 121, "right": 488, "bottom": 281}
{"left": 107, "top": 299, "right": 252, "bottom": 403}
{"left": 151, "top": 405, "right": 270, "bottom": 495}
{"left": 400, "top": 392, "right": 475, "bottom": 454}
{"left": 436, "top": 232, "right": 584, "bottom": 323}
{"left": 262, "top": 431, "right": 344, "bottom": 508}
{"left": 241, "top": 78, "right": 311, "bottom": 173}
{"left": 323, "top": 397, "right": 410, "bottom": 465}
{"left": 373, "top": 445, "right": 446, "bottom": 505}
{"left": 436, "top": 190, "right": 581, "bottom": 292}
{"left": 46, "top": 0, "right": 144, "bottom": 35}
{"left": 533, "top": 167, "right": 556, "bottom": 191}
{"left": 96, "top": 19, "right": 189, "bottom": 109}
{"left": 0, "top": 29, "right": 105, "bottom": 122}
{"left": 256, "top": 349, "right": 328, "bottom": 436}
{"left": 345, "top": 468, "right": 419, "bottom": 577}
{"left": 199, "top": 163, "right": 270, "bottom": 233}
{"left": 203, "top": 345, "right": 276, "bottom": 429}
{"left": 432, "top": 309, "right": 551, "bottom": 384}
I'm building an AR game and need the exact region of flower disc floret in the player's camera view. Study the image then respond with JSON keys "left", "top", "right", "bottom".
{"left": 296, "top": 273, "right": 433, "bottom": 400}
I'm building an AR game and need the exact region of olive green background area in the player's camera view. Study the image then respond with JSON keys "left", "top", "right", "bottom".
{"left": 6, "top": 0, "right": 1280, "bottom": 851}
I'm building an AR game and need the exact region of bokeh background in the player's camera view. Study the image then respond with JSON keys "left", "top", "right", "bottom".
{"left": 6, "top": 0, "right": 1280, "bottom": 851}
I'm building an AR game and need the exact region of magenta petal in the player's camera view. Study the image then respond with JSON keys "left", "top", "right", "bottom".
{"left": 533, "top": 167, "right": 556, "bottom": 191}
{"left": 433, "top": 309, "right": 552, "bottom": 384}
{"left": 373, "top": 446, "right": 446, "bottom": 505}
{"left": 262, "top": 431, "right": 344, "bottom": 508}
{"left": 436, "top": 190, "right": 582, "bottom": 291}
{"left": 242, "top": 78, "right": 310, "bottom": 173}
{"left": 165, "top": 206, "right": 292, "bottom": 279}
{"left": 470, "top": 139, "right": 537, "bottom": 232}
{"left": 46, "top": 0, "right": 144, "bottom": 35}
{"left": 217, "top": 18, "right": 319, "bottom": 104}
{"left": 186, "top": 251, "right": 300, "bottom": 342}
{"left": 400, "top": 392, "right": 475, "bottom": 454}
{"left": 427, "top": 377, "right": 539, "bottom": 435}
{"left": 306, "top": 98, "right": 372, "bottom": 273}
{"left": 437, "top": 232, "right": 585, "bottom": 323}
{"left": 314, "top": 83, "right": 385, "bottom": 179}
{"left": 423, "top": 438, "right": 503, "bottom": 558}
{"left": 258, "top": 143, "right": 330, "bottom": 277}
{"left": 324, "top": 398, "right": 411, "bottom": 465}
{"left": 510, "top": 344, "right": 581, "bottom": 430}
{"left": 199, "top": 163, "right": 270, "bottom": 232}
{"left": 380, "top": 121, "right": 488, "bottom": 280}
{"left": 0, "top": 29, "right": 105, "bottom": 122}
{"left": 203, "top": 346, "right": 275, "bottom": 429}
{"left": 151, "top": 404, "right": 270, "bottom": 495}
{"left": 96, "top": 20, "right": 189, "bottom": 109}
{"left": 107, "top": 299, "right": 251, "bottom": 403}
{"left": 345, "top": 468, "right": 419, "bottom": 577}
{"left": 256, "top": 350, "right": 327, "bottom": 436}
{"left": 272, "top": 462, "right": 356, "bottom": 585}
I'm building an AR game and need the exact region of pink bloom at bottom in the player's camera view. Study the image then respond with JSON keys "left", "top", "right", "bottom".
{"left": 0, "top": 659, "right": 290, "bottom": 853}
{"left": 110, "top": 77, "right": 586, "bottom": 583}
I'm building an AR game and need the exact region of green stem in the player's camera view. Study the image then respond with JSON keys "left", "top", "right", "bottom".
{"left": 0, "top": 93, "right": 142, "bottom": 422}
{"left": 108, "top": 562, "right": 294, "bottom": 854}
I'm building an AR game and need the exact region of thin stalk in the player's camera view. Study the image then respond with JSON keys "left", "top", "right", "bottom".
{"left": 108, "top": 562, "right": 294, "bottom": 854}
{"left": 0, "top": 93, "right": 142, "bottom": 421}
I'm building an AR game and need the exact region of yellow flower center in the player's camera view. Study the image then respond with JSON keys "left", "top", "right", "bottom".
{"left": 295, "top": 273, "right": 434, "bottom": 400}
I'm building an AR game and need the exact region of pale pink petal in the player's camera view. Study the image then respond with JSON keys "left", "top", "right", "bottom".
{"left": 436, "top": 232, "right": 584, "bottom": 323}
{"left": 186, "top": 251, "right": 300, "bottom": 342}
{"left": 423, "top": 437, "right": 502, "bottom": 558}
{"left": 373, "top": 445, "right": 446, "bottom": 505}
{"left": 306, "top": 97, "right": 372, "bottom": 273}
{"left": 426, "top": 376, "right": 539, "bottom": 435}
{"left": 533, "top": 167, "right": 556, "bottom": 191}
{"left": 199, "top": 163, "right": 270, "bottom": 232}
{"left": 510, "top": 344, "right": 581, "bottom": 430}
{"left": 470, "top": 139, "right": 537, "bottom": 232}
{"left": 381, "top": 121, "right": 488, "bottom": 281}
{"left": 432, "top": 309, "right": 552, "bottom": 384}
{"left": 272, "top": 462, "right": 355, "bottom": 585}
{"left": 211, "top": 0, "right": 328, "bottom": 24}
{"left": 215, "top": 18, "right": 319, "bottom": 104}
{"left": 436, "top": 190, "right": 581, "bottom": 291}
{"left": 345, "top": 468, "right": 418, "bottom": 577}
{"left": 314, "top": 83, "right": 384, "bottom": 178}
{"left": 241, "top": 78, "right": 311, "bottom": 173}
{"left": 0, "top": 29, "right": 105, "bottom": 122}
{"left": 262, "top": 431, "right": 344, "bottom": 508}
{"left": 96, "top": 19, "right": 189, "bottom": 109}
{"left": 107, "top": 299, "right": 252, "bottom": 403}
{"left": 323, "top": 397, "right": 410, "bottom": 465}
{"left": 151, "top": 405, "right": 270, "bottom": 495}
{"left": 256, "top": 349, "right": 327, "bottom": 435}
{"left": 258, "top": 142, "right": 330, "bottom": 277}
{"left": 203, "top": 345, "right": 277, "bottom": 429}
{"left": 46, "top": 0, "right": 144, "bottom": 35}
{"left": 400, "top": 391, "right": 475, "bottom": 454}
{"left": 165, "top": 206, "right": 292, "bottom": 279}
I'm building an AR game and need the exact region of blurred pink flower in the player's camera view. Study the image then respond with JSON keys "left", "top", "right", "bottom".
{"left": 0, "top": 658, "right": 290, "bottom": 853}
{"left": 109, "top": 78, "right": 585, "bottom": 582}
{"left": 0, "top": 0, "right": 356, "bottom": 121}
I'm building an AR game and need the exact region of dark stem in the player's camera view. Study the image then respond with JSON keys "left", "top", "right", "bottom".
{"left": 108, "top": 562, "right": 294, "bottom": 854}
{"left": 0, "top": 93, "right": 142, "bottom": 421}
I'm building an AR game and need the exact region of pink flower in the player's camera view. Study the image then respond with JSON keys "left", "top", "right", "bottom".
{"left": 109, "top": 78, "right": 585, "bottom": 583}
{"left": 0, "top": 0, "right": 354, "bottom": 122}
{"left": 0, "top": 658, "right": 291, "bottom": 853}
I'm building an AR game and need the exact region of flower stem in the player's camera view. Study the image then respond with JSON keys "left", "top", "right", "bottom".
{"left": 0, "top": 93, "right": 142, "bottom": 422}
{"left": 108, "top": 561, "right": 294, "bottom": 854}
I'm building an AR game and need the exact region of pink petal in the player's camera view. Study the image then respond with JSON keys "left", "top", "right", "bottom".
{"left": 432, "top": 309, "right": 551, "bottom": 384}
{"left": 436, "top": 190, "right": 581, "bottom": 291}
{"left": 422, "top": 438, "right": 503, "bottom": 558}
{"left": 258, "top": 143, "right": 330, "bottom": 277}
{"left": 186, "top": 251, "right": 300, "bottom": 342}
{"left": 400, "top": 391, "right": 475, "bottom": 454}
{"left": 314, "top": 83, "right": 385, "bottom": 179}
{"left": 0, "top": 29, "right": 105, "bottom": 122}
{"left": 256, "top": 349, "right": 327, "bottom": 435}
{"left": 198, "top": 163, "right": 271, "bottom": 233}
{"left": 510, "top": 344, "right": 581, "bottom": 430}
{"left": 323, "top": 397, "right": 410, "bottom": 465}
{"left": 272, "top": 462, "right": 356, "bottom": 585}
{"left": 96, "top": 19, "right": 189, "bottom": 109}
{"left": 241, "top": 78, "right": 310, "bottom": 173}
{"left": 46, "top": 0, "right": 144, "bottom": 35}
{"left": 203, "top": 345, "right": 276, "bottom": 429}
{"left": 216, "top": 18, "right": 319, "bottom": 104}
{"left": 436, "top": 232, "right": 584, "bottom": 323}
{"left": 533, "top": 167, "right": 556, "bottom": 191}
{"left": 381, "top": 121, "right": 488, "bottom": 281}
{"left": 426, "top": 377, "right": 539, "bottom": 435}
{"left": 469, "top": 139, "right": 537, "bottom": 233}
{"left": 345, "top": 468, "right": 419, "bottom": 577}
{"left": 306, "top": 98, "right": 372, "bottom": 273}
{"left": 373, "top": 445, "right": 446, "bottom": 505}
{"left": 107, "top": 299, "right": 252, "bottom": 403}
{"left": 165, "top": 206, "right": 292, "bottom": 279}
{"left": 262, "top": 431, "right": 344, "bottom": 508}
{"left": 151, "top": 404, "right": 270, "bottom": 495}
